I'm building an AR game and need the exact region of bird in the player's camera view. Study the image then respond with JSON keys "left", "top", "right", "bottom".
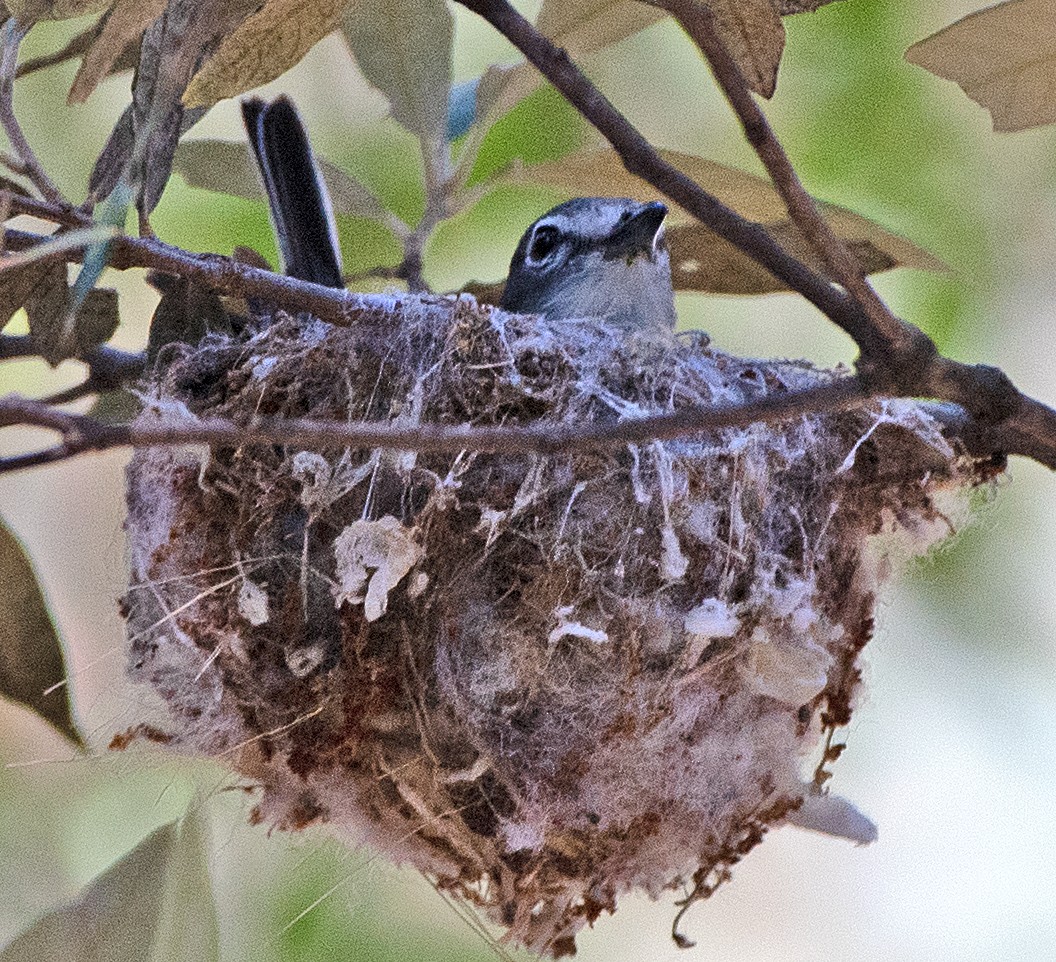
{"left": 241, "top": 95, "right": 344, "bottom": 289}
{"left": 499, "top": 197, "right": 677, "bottom": 332}
{"left": 242, "top": 97, "right": 676, "bottom": 333}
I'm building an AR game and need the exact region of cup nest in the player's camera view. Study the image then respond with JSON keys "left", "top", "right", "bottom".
{"left": 121, "top": 293, "right": 998, "bottom": 956}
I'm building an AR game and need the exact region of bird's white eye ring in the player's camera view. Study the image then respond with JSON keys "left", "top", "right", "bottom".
{"left": 527, "top": 225, "right": 561, "bottom": 263}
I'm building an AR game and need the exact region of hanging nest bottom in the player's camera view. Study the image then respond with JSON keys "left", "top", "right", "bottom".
{"left": 121, "top": 293, "right": 999, "bottom": 956}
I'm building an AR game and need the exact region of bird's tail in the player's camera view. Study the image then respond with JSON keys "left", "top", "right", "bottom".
{"left": 241, "top": 96, "right": 344, "bottom": 289}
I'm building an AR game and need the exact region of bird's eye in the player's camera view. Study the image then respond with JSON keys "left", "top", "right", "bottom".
{"left": 527, "top": 225, "right": 560, "bottom": 263}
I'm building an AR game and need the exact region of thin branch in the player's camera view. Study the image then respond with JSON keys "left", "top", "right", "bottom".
{"left": 648, "top": 0, "right": 916, "bottom": 363}
{"left": 0, "top": 19, "right": 68, "bottom": 207}
{"left": 2, "top": 189, "right": 91, "bottom": 227}
{"left": 0, "top": 335, "right": 146, "bottom": 403}
{"left": 5, "top": 210, "right": 1056, "bottom": 468}
{"left": 398, "top": 135, "right": 451, "bottom": 293}
{"left": 3, "top": 225, "right": 393, "bottom": 329}
{"left": 0, "top": 379, "right": 870, "bottom": 472}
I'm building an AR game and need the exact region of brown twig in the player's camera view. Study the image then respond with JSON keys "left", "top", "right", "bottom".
{"left": 3, "top": 211, "right": 1055, "bottom": 467}
{"left": 0, "top": 379, "right": 870, "bottom": 472}
{"left": 648, "top": 0, "right": 914, "bottom": 361}
{"left": 3, "top": 225, "right": 392, "bottom": 329}
{"left": 0, "top": 19, "right": 68, "bottom": 207}
{"left": 2, "top": 189, "right": 91, "bottom": 227}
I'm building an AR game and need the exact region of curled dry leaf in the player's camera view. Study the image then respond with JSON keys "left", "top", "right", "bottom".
{"left": 182, "top": 0, "right": 349, "bottom": 109}
{"left": 707, "top": 0, "right": 785, "bottom": 98}
{"left": 26, "top": 268, "right": 121, "bottom": 364}
{"left": 667, "top": 220, "right": 900, "bottom": 294}
{"left": 340, "top": 0, "right": 453, "bottom": 145}
{"left": 535, "top": 0, "right": 666, "bottom": 54}
{"left": 89, "top": 0, "right": 258, "bottom": 215}
{"left": 0, "top": 260, "right": 50, "bottom": 330}
{"left": 68, "top": 0, "right": 168, "bottom": 104}
{"left": 906, "top": 0, "right": 1056, "bottom": 133}
{"left": 658, "top": 0, "right": 785, "bottom": 98}
{"left": 0, "top": 519, "right": 82, "bottom": 747}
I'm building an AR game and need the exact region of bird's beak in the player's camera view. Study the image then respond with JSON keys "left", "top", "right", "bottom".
{"left": 603, "top": 201, "right": 668, "bottom": 260}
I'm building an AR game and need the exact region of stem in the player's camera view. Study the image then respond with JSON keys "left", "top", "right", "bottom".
{"left": 0, "top": 19, "right": 68, "bottom": 207}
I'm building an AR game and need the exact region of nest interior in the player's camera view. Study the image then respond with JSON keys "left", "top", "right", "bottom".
{"left": 122, "top": 293, "right": 997, "bottom": 956}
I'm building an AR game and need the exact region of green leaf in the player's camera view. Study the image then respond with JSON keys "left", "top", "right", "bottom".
{"left": 148, "top": 810, "right": 220, "bottom": 962}
{"left": 340, "top": 0, "right": 453, "bottom": 144}
{"left": 0, "top": 519, "right": 83, "bottom": 748}
{"left": 0, "top": 813, "right": 220, "bottom": 962}
{"left": 0, "top": 823, "right": 174, "bottom": 962}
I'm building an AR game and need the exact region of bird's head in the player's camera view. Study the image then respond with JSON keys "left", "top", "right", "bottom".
{"left": 500, "top": 197, "right": 676, "bottom": 332}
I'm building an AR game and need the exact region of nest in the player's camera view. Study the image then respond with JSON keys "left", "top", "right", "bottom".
{"left": 122, "top": 293, "right": 997, "bottom": 956}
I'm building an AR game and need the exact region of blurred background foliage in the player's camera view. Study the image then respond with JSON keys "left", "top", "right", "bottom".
{"left": 2, "top": 1, "right": 1056, "bottom": 960}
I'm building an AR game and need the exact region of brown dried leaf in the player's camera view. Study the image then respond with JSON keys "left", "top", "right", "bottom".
{"left": 340, "top": 0, "right": 453, "bottom": 144}
{"left": 667, "top": 221, "right": 896, "bottom": 294}
{"left": 23, "top": 261, "right": 72, "bottom": 363}
{"left": 776, "top": 0, "right": 842, "bottom": 12}
{"left": 0, "top": 261, "right": 47, "bottom": 330}
{"left": 518, "top": 147, "right": 945, "bottom": 282}
{"left": 905, "top": 0, "right": 1056, "bottom": 132}
{"left": 184, "top": 0, "right": 349, "bottom": 109}
{"left": 23, "top": 262, "right": 121, "bottom": 363}
{"left": 5, "top": 0, "right": 107, "bottom": 22}
{"left": 69, "top": 0, "right": 168, "bottom": 104}
{"left": 0, "top": 519, "right": 83, "bottom": 747}
{"left": 536, "top": 0, "right": 666, "bottom": 55}
{"left": 704, "top": 0, "right": 785, "bottom": 98}
{"left": 74, "top": 286, "right": 120, "bottom": 349}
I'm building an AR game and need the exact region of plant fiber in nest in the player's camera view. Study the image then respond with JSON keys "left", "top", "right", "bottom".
{"left": 122, "top": 293, "right": 995, "bottom": 956}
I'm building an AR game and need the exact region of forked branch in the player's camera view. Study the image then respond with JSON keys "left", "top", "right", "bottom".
{"left": 2, "top": 4, "right": 1056, "bottom": 473}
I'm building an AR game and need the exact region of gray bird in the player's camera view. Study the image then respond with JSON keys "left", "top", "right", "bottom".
{"left": 500, "top": 197, "right": 676, "bottom": 332}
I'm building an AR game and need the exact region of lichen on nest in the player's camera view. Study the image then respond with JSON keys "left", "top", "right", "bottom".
{"left": 122, "top": 292, "right": 998, "bottom": 956}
